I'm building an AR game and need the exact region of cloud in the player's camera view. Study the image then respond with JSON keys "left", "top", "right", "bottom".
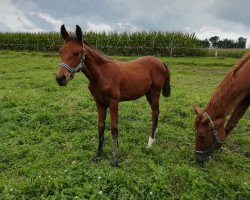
{"left": 0, "top": 0, "right": 43, "bottom": 32}
{"left": 195, "top": 26, "right": 245, "bottom": 41}
{"left": 211, "top": 0, "right": 250, "bottom": 27}
{"left": 85, "top": 22, "right": 140, "bottom": 33}
{"left": 1, "top": 0, "right": 250, "bottom": 46}
{"left": 37, "top": 12, "right": 63, "bottom": 31}
{"left": 113, "top": 23, "right": 140, "bottom": 32}
{"left": 86, "top": 22, "right": 112, "bottom": 32}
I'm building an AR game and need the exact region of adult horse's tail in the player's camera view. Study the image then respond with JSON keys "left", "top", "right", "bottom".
{"left": 162, "top": 63, "right": 171, "bottom": 97}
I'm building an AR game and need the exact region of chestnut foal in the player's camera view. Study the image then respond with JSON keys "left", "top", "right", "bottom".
{"left": 56, "top": 25, "right": 170, "bottom": 167}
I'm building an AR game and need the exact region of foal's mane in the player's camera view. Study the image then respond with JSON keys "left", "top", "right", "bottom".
{"left": 65, "top": 35, "right": 113, "bottom": 60}
{"left": 206, "top": 52, "right": 250, "bottom": 113}
{"left": 83, "top": 39, "right": 114, "bottom": 61}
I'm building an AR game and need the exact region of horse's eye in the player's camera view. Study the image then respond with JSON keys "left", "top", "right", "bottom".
{"left": 198, "top": 132, "right": 206, "bottom": 139}
{"left": 73, "top": 52, "right": 80, "bottom": 57}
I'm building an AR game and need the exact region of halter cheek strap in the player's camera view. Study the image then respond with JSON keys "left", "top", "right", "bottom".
{"left": 60, "top": 47, "right": 86, "bottom": 80}
{"left": 194, "top": 112, "right": 225, "bottom": 156}
{"left": 202, "top": 112, "right": 224, "bottom": 144}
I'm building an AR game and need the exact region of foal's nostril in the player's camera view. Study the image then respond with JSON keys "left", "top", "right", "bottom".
{"left": 56, "top": 75, "right": 67, "bottom": 86}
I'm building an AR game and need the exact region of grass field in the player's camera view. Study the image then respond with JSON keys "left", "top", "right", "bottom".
{"left": 0, "top": 51, "right": 249, "bottom": 199}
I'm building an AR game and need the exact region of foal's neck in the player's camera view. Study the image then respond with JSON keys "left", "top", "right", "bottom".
{"left": 83, "top": 44, "right": 110, "bottom": 82}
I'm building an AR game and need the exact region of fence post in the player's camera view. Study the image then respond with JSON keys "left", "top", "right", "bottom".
{"left": 170, "top": 41, "right": 173, "bottom": 58}
{"left": 214, "top": 47, "right": 218, "bottom": 57}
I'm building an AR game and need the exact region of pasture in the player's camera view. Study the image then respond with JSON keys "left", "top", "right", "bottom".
{"left": 0, "top": 51, "right": 249, "bottom": 199}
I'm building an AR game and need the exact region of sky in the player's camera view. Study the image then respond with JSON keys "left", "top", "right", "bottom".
{"left": 1, "top": 0, "right": 250, "bottom": 47}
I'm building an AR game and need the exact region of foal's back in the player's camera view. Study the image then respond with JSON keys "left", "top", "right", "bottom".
{"left": 111, "top": 56, "right": 168, "bottom": 101}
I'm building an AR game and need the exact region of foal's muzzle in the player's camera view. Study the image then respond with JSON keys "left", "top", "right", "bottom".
{"left": 56, "top": 75, "right": 68, "bottom": 86}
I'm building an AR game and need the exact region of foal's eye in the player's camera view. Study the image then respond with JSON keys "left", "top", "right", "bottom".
{"left": 73, "top": 52, "right": 80, "bottom": 57}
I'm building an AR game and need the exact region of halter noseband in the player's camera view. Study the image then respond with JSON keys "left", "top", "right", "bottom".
{"left": 194, "top": 112, "right": 225, "bottom": 156}
{"left": 60, "top": 47, "right": 86, "bottom": 80}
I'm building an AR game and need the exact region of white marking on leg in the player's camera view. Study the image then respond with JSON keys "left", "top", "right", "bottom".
{"left": 147, "top": 137, "right": 156, "bottom": 148}
{"left": 154, "top": 128, "right": 158, "bottom": 136}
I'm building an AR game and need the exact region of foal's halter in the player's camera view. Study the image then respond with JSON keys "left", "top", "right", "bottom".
{"left": 194, "top": 112, "right": 225, "bottom": 156}
{"left": 60, "top": 46, "right": 86, "bottom": 80}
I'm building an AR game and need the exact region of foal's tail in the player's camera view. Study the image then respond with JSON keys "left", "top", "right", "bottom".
{"left": 162, "top": 63, "right": 171, "bottom": 97}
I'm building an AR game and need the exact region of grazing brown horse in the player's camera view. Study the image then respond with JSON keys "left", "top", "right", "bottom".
{"left": 194, "top": 53, "right": 250, "bottom": 163}
{"left": 56, "top": 25, "right": 170, "bottom": 167}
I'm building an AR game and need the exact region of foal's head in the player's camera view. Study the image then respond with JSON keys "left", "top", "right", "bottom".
{"left": 56, "top": 25, "right": 85, "bottom": 86}
{"left": 193, "top": 106, "right": 226, "bottom": 164}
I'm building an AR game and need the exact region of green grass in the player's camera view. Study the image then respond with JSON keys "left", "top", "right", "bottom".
{"left": 0, "top": 51, "right": 249, "bottom": 199}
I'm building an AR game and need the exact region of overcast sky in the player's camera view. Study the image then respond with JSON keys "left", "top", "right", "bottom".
{"left": 1, "top": 0, "right": 250, "bottom": 46}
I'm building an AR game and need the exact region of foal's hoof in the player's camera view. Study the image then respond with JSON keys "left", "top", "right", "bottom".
{"left": 90, "top": 156, "right": 100, "bottom": 163}
{"left": 112, "top": 161, "right": 118, "bottom": 168}
{"left": 146, "top": 137, "right": 156, "bottom": 148}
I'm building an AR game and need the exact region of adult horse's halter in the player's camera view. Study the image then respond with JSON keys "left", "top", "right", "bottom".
{"left": 194, "top": 112, "right": 225, "bottom": 156}
{"left": 60, "top": 46, "right": 86, "bottom": 80}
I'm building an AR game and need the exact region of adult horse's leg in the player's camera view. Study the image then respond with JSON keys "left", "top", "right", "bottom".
{"left": 91, "top": 103, "right": 107, "bottom": 162}
{"left": 109, "top": 100, "right": 119, "bottom": 167}
{"left": 146, "top": 89, "right": 160, "bottom": 148}
{"left": 225, "top": 97, "right": 250, "bottom": 135}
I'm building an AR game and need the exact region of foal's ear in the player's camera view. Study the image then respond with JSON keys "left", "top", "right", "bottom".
{"left": 75, "top": 25, "right": 82, "bottom": 42}
{"left": 61, "top": 24, "right": 69, "bottom": 40}
{"left": 193, "top": 105, "right": 202, "bottom": 115}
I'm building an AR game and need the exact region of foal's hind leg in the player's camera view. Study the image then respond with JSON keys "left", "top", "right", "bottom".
{"left": 109, "top": 100, "right": 119, "bottom": 167}
{"left": 146, "top": 89, "right": 160, "bottom": 148}
{"left": 91, "top": 103, "right": 107, "bottom": 162}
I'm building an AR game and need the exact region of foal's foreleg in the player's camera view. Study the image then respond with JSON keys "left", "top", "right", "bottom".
{"left": 91, "top": 103, "right": 107, "bottom": 162}
{"left": 109, "top": 100, "right": 119, "bottom": 167}
{"left": 225, "top": 97, "right": 250, "bottom": 135}
{"left": 146, "top": 92, "right": 160, "bottom": 148}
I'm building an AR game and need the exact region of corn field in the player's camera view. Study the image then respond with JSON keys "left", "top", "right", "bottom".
{"left": 0, "top": 32, "right": 249, "bottom": 57}
{"left": 0, "top": 31, "right": 207, "bottom": 56}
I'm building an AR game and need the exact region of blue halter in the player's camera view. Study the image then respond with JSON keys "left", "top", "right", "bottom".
{"left": 60, "top": 48, "right": 86, "bottom": 80}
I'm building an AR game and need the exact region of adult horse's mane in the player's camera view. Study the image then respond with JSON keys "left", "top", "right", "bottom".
{"left": 207, "top": 52, "right": 250, "bottom": 113}
{"left": 230, "top": 52, "right": 250, "bottom": 75}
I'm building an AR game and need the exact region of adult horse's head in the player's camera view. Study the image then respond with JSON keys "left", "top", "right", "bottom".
{"left": 193, "top": 105, "right": 226, "bottom": 164}
{"left": 56, "top": 25, "right": 86, "bottom": 86}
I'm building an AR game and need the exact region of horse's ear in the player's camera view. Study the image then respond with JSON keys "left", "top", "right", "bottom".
{"left": 75, "top": 25, "right": 82, "bottom": 42}
{"left": 61, "top": 24, "right": 69, "bottom": 41}
{"left": 193, "top": 105, "right": 202, "bottom": 115}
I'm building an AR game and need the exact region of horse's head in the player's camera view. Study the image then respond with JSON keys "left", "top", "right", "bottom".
{"left": 56, "top": 25, "right": 86, "bottom": 86}
{"left": 193, "top": 105, "right": 226, "bottom": 164}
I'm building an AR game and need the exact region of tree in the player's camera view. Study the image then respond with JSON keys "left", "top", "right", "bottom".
{"left": 200, "top": 39, "right": 210, "bottom": 48}
{"left": 209, "top": 36, "right": 220, "bottom": 48}
{"left": 237, "top": 37, "right": 247, "bottom": 48}
{"left": 217, "top": 39, "right": 234, "bottom": 48}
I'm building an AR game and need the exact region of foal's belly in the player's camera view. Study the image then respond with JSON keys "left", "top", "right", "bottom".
{"left": 119, "top": 76, "right": 152, "bottom": 101}
{"left": 120, "top": 92, "right": 145, "bottom": 101}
